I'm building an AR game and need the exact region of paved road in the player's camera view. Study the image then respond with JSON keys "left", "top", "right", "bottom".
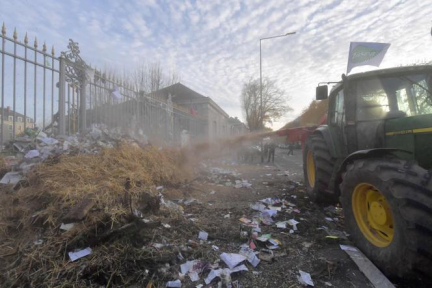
{"left": 272, "top": 147, "right": 304, "bottom": 182}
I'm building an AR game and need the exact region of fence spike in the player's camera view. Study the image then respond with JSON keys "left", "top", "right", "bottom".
{"left": 24, "top": 32, "right": 28, "bottom": 45}
{"left": 13, "top": 27, "right": 17, "bottom": 40}
{"left": 34, "top": 37, "right": 38, "bottom": 48}
{"left": 42, "top": 42, "right": 47, "bottom": 52}
{"left": 1, "top": 22, "right": 5, "bottom": 36}
{"left": 51, "top": 45, "right": 55, "bottom": 56}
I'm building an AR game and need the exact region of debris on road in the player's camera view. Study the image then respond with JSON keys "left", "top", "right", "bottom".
{"left": 68, "top": 247, "right": 92, "bottom": 262}
{"left": 298, "top": 270, "right": 314, "bottom": 286}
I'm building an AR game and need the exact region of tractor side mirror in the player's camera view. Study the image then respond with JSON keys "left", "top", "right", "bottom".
{"left": 316, "top": 85, "right": 328, "bottom": 100}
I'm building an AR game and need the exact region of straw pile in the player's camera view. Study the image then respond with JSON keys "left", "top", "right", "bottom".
{"left": 0, "top": 144, "right": 196, "bottom": 287}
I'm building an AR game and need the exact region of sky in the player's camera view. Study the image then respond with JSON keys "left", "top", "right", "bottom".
{"left": 1, "top": 0, "right": 432, "bottom": 129}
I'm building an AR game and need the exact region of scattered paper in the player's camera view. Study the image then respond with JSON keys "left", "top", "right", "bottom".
{"left": 166, "top": 280, "right": 181, "bottom": 287}
{"left": 268, "top": 205, "right": 282, "bottom": 211}
{"left": 188, "top": 271, "right": 199, "bottom": 282}
{"left": 63, "top": 141, "right": 70, "bottom": 150}
{"left": 0, "top": 172, "right": 22, "bottom": 184}
{"left": 252, "top": 227, "right": 261, "bottom": 233}
{"left": 249, "top": 240, "right": 256, "bottom": 250}
{"left": 220, "top": 253, "right": 247, "bottom": 269}
{"left": 262, "top": 209, "right": 277, "bottom": 218}
{"left": 68, "top": 247, "right": 92, "bottom": 262}
{"left": 40, "top": 137, "right": 59, "bottom": 145}
{"left": 198, "top": 231, "right": 208, "bottom": 240}
{"left": 267, "top": 245, "right": 280, "bottom": 250}
{"left": 287, "top": 219, "right": 299, "bottom": 230}
{"left": 204, "top": 265, "right": 248, "bottom": 285}
{"left": 325, "top": 217, "right": 334, "bottom": 222}
{"left": 205, "top": 269, "right": 220, "bottom": 284}
{"left": 239, "top": 247, "right": 260, "bottom": 267}
{"left": 224, "top": 214, "right": 230, "bottom": 218}
{"left": 239, "top": 217, "right": 259, "bottom": 227}
{"left": 256, "top": 234, "right": 271, "bottom": 242}
{"left": 156, "top": 186, "right": 164, "bottom": 190}
{"left": 162, "top": 223, "right": 171, "bottom": 228}
{"left": 276, "top": 221, "right": 287, "bottom": 229}
{"left": 212, "top": 245, "right": 219, "bottom": 251}
{"left": 250, "top": 203, "right": 266, "bottom": 211}
{"left": 340, "top": 244, "right": 358, "bottom": 252}
{"left": 326, "top": 236, "right": 339, "bottom": 239}
{"left": 25, "top": 149, "right": 40, "bottom": 159}
{"left": 152, "top": 243, "right": 165, "bottom": 249}
{"left": 298, "top": 270, "right": 314, "bottom": 286}
{"left": 60, "top": 223, "right": 74, "bottom": 231}
{"left": 34, "top": 239, "right": 43, "bottom": 245}
{"left": 269, "top": 238, "right": 281, "bottom": 246}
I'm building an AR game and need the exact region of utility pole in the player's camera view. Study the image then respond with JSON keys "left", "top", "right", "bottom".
{"left": 259, "top": 31, "right": 296, "bottom": 162}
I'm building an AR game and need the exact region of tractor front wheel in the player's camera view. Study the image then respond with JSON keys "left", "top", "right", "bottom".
{"left": 341, "top": 158, "right": 432, "bottom": 278}
{"left": 303, "top": 134, "right": 337, "bottom": 203}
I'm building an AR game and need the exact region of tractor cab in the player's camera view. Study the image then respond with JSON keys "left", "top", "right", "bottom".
{"left": 318, "top": 65, "right": 432, "bottom": 170}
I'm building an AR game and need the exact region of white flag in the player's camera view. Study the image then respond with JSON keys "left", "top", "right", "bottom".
{"left": 347, "top": 42, "right": 390, "bottom": 74}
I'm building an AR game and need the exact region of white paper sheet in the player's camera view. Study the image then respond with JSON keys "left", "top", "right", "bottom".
{"left": 188, "top": 271, "right": 199, "bottom": 282}
{"left": 25, "top": 149, "right": 40, "bottom": 159}
{"left": 68, "top": 247, "right": 92, "bottom": 261}
{"left": 0, "top": 172, "right": 22, "bottom": 184}
{"left": 298, "top": 270, "right": 314, "bottom": 286}
{"left": 166, "top": 279, "right": 182, "bottom": 287}
{"left": 340, "top": 244, "right": 358, "bottom": 252}
{"left": 198, "top": 231, "right": 208, "bottom": 240}
{"left": 220, "top": 253, "right": 247, "bottom": 269}
{"left": 60, "top": 223, "right": 74, "bottom": 231}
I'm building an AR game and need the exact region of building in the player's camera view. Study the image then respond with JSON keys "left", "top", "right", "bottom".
{"left": 228, "top": 117, "right": 249, "bottom": 136}
{"left": 153, "top": 83, "right": 248, "bottom": 140}
{"left": 1, "top": 106, "right": 35, "bottom": 142}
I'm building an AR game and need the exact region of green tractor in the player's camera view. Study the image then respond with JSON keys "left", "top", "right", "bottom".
{"left": 303, "top": 65, "right": 432, "bottom": 278}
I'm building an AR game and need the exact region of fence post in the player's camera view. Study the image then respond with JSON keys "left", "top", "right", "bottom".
{"left": 80, "top": 79, "right": 87, "bottom": 132}
{"left": 58, "top": 57, "right": 66, "bottom": 135}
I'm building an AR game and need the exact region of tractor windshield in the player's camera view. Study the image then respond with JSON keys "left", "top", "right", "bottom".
{"left": 356, "top": 73, "right": 432, "bottom": 121}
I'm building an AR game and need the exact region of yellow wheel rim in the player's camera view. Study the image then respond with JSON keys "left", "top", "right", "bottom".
{"left": 352, "top": 183, "right": 394, "bottom": 247}
{"left": 306, "top": 150, "right": 315, "bottom": 188}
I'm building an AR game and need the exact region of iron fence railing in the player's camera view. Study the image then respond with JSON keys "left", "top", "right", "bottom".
{"left": 0, "top": 24, "right": 207, "bottom": 148}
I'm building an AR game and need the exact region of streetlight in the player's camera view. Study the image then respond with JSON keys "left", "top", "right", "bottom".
{"left": 260, "top": 31, "right": 296, "bottom": 162}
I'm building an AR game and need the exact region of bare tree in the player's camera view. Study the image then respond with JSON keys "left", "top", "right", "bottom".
{"left": 240, "top": 78, "right": 292, "bottom": 131}
{"left": 130, "top": 62, "right": 180, "bottom": 97}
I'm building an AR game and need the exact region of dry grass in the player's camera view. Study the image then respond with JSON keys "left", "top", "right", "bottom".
{"left": 0, "top": 144, "right": 195, "bottom": 287}
{"left": 15, "top": 144, "right": 190, "bottom": 226}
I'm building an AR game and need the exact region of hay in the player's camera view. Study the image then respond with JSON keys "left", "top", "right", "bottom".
{"left": 15, "top": 144, "right": 190, "bottom": 226}
{"left": 0, "top": 144, "right": 195, "bottom": 287}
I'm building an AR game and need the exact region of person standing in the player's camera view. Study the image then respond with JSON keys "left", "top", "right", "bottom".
{"left": 288, "top": 143, "right": 294, "bottom": 156}
{"left": 267, "top": 141, "right": 276, "bottom": 163}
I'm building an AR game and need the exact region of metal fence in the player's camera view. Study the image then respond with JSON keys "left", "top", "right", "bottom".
{"left": 0, "top": 24, "right": 206, "bottom": 148}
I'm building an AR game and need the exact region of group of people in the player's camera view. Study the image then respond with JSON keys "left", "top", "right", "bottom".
{"left": 264, "top": 140, "right": 295, "bottom": 163}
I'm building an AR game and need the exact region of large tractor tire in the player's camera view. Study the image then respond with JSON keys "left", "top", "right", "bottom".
{"left": 303, "top": 133, "right": 338, "bottom": 203}
{"left": 340, "top": 158, "right": 432, "bottom": 278}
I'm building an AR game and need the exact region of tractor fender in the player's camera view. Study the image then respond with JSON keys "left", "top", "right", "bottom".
{"left": 335, "top": 148, "right": 412, "bottom": 189}
{"left": 312, "top": 125, "right": 338, "bottom": 158}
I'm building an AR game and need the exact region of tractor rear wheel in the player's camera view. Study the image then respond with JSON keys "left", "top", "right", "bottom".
{"left": 303, "top": 133, "right": 337, "bottom": 203}
{"left": 340, "top": 158, "right": 432, "bottom": 278}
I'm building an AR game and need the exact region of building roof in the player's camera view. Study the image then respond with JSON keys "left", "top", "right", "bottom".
{"left": 155, "top": 83, "right": 229, "bottom": 118}
{"left": 0, "top": 107, "right": 32, "bottom": 120}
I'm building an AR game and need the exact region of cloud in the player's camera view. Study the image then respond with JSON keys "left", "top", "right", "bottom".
{"left": 1, "top": 0, "right": 432, "bottom": 129}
